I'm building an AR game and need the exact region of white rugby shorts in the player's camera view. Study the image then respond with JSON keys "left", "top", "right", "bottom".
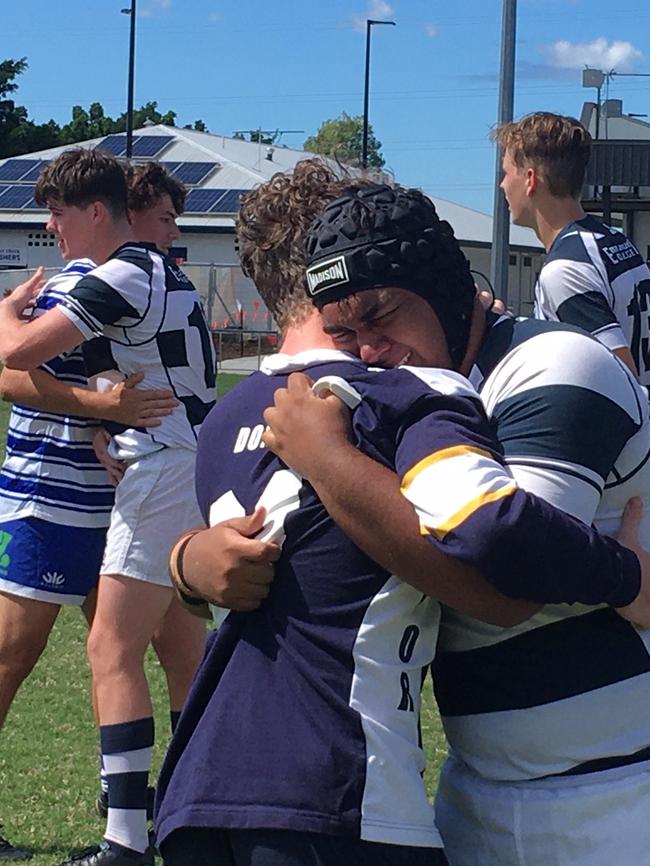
{"left": 436, "top": 752, "right": 650, "bottom": 866}
{"left": 101, "top": 448, "right": 202, "bottom": 587}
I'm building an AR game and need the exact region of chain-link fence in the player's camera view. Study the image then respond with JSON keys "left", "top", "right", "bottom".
{"left": 0, "top": 262, "right": 279, "bottom": 372}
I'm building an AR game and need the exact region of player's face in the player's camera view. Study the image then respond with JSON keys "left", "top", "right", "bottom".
{"left": 129, "top": 193, "right": 180, "bottom": 254}
{"left": 500, "top": 151, "right": 532, "bottom": 227}
{"left": 321, "top": 287, "right": 453, "bottom": 370}
{"left": 45, "top": 199, "right": 95, "bottom": 261}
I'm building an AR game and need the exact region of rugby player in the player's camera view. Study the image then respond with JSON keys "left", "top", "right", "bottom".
{"left": 0, "top": 149, "right": 215, "bottom": 866}
{"left": 493, "top": 111, "right": 650, "bottom": 382}
{"left": 154, "top": 164, "right": 650, "bottom": 866}
{"left": 261, "top": 181, "right": 650, "bottom": 865}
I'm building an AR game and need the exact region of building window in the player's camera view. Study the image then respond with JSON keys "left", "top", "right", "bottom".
{"left": 523, "top": 256, "right": 532, "bottom": 267}
{"left": 26, "top": 232, "right": 56, "bottom": 248}
{"left": 509, "top": 255, "right": 516, "bottom": 266}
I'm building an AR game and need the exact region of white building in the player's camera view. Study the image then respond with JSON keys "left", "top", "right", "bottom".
{"left": 0, "top": 125, "right": 543, "bottom": 317}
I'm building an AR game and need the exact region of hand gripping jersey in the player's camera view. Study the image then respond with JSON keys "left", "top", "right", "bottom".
{"left": 56, "top": 243, "right": 216, "bottom": 460}
{"left": 0, "top": 259, "right": 114, "bottom": 529}
{"left": 155, "top": 349, "right": 641, "bottom": 850}
{"left": 433, "top": 315, "right": 650, "bottom": 783}
{"left": 534, "top": 214, "right": 650, "bottom": 383}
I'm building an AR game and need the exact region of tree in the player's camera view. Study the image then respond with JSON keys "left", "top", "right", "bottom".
{"left": 0, "top": 58, "right": 61, "bottom": 158}
{"left": 303, "top": 112, "right": 385, "bottom": 169}
{"left": 1, "top": 57, "right": 206, "bottom": 157}
{"left": 184, "top": 120, "right": 208, "bottom": 132}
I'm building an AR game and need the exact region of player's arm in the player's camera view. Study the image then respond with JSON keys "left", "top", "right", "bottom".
{"left": 172, "top": 509, "right": 280, "bottom": 612}
{"left": 0, "top": 366, "right": 178, "bottom": 428}
{"left": 613, "top": 345, "right": 639, "bottom": 378}
{"left": 0, "top": 270, "right": 85, "bottom": 368}
{"left": 262, "top": 373, "right": 645, "bottom": 621}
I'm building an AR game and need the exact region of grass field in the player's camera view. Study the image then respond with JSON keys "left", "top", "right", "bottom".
{"left": 0, "top": 376, "right": 446, "bottom": 864}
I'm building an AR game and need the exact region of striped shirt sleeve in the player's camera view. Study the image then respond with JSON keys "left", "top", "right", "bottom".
{"left": 377, "top": 368, "right": 640, "bottom": 607}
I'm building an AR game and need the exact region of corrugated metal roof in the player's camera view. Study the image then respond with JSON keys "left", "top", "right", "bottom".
{"left": 585, "top": 140, "right": 650, "bottom": 186}
{"left": 0, "top": 124, "right": 542, "bottom": 249}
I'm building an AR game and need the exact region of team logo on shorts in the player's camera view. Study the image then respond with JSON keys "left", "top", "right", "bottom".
{"left": 41, "top": 571, "right": 65, "bottom": 586}
{"left": 0, "top": 530, "right": 12, "bottom": 574}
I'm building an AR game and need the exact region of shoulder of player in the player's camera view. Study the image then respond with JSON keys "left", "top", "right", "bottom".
{"left": 348, "top": 367, "right": 482, "bottom": 428}
{"left": 544, "top": 223, "right": 596, "bottom": 269}
{"left": 485, "top": 322, "right": 645, "bottom": 419}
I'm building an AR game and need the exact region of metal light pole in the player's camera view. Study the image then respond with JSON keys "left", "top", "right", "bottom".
{"left": 362, "top": 18, "right": 395, "bottom": 169}
{"left": 122, "top": 1, "right": 137, "bottom": 158}
{"left": 490, "top": 0, "right": 517, "bottom": 306}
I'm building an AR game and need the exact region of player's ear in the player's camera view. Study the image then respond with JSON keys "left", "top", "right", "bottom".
{"left": 525, "top": 166, "right": 538, "bottom": 197}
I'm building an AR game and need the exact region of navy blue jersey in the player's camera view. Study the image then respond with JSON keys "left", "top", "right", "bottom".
{"left": 156, "top": 348, "right": 641, "bottom": 848}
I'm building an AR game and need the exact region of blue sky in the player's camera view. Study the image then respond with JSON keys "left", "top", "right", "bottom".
{"left": 5, "top": 0, "right": 649, "bottom": 214}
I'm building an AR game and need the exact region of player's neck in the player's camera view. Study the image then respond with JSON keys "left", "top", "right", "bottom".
{"left": 533, "top": 197, "right": 585, "bottom": 252}
{"left": 90, "top": 221, "right": 136, "bottom": 265}
{"left": 279, "top": 310, "right": 338, "bottom": 355}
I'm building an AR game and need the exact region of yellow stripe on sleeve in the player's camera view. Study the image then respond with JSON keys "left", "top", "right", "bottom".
{"left": 400, "top": 444, "right": 496, "bottom": 493}
{"left": 419, "top": 484, "right": 518, "bottom": 540}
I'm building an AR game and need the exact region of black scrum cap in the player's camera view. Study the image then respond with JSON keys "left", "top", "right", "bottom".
{"left": 304, "top": 183, "right": 476, "bottom": 367}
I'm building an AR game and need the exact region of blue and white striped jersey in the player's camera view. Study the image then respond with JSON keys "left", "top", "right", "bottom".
{"left": 0, "top": 259, "right": 115, "bottom": 529}
{"left": 534, "top": 215, "right": 650, "bottom": 383}
{"left": 57, "top": 243, "right": 216, "bottom": 461}
{"left": 155, "top": 348, "right": 641, "bottom": 849}
{"left": 433, "top": 315, "right": 650, "bottom": 782}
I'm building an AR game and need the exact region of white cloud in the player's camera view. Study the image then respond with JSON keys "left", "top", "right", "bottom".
{"left": 424, "top": 23, "right": 438, "bottom": 37}
{"left": 140, "top": 0, "right": 171, "bottom": 16}
{"left": 542, "top": 37, "right": 643, "bottom": 72}
{"left": 351, "top": 0, "right": 395, "bottom": 33}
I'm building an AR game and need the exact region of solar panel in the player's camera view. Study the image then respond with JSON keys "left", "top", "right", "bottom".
{"left": 96, "top": 134, "right": 128, "bottom": 156}
{"left": 211, "top": 188, "right": 246, "bottom": 213}
{"left": 161, "top": 162, "right": 182, "bottom": 176}
{"left": 0, "top": 159, "right": 42, "bottom": 182}
{"left": 0, "top": 185, "right": 37, "bottom": 208}
{"left": 185, "top": 188, "right": 227, "bottom": 213}
{"left": 0, "top": 185, "right": 12, "bottom": 200}
{"left": 171, "top": 162, "right": 217, "bottom": 185}
{"left": 20, "top": 160, "right": 48, "bottom": 183}
{"left": 130, "top": 135, "right": 173, "bottom": 158}
{"left": 23, "top": 196, "right": 43, "bottom": 210}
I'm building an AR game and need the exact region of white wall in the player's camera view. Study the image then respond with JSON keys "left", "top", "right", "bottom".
{"left": 632, "top": 212, "right": 650, "bottom": 262}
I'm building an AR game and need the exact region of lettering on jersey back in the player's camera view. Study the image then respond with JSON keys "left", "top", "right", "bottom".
{"left": 233, "top": 424, "right": 267, "bottom": 453}
{"left": 627, "top": 279, "right": 650, "bottom": 374}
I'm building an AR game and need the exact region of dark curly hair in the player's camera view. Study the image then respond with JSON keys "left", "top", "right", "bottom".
{"left": 304, "top": 183, "right": 476, "bottom": 368}
{"left": 34, "top": 148, "right": 127, "bottom": 219}
{"left": 236, "top": 159, "right": 359, "bottom": 331}
{"left": 126, "top": 161, "right": 187, "bottom": 215}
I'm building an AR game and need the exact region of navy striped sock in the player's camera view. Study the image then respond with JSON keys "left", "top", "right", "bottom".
{"left": 100, "top": 717, "right": 154, "bottom": 855}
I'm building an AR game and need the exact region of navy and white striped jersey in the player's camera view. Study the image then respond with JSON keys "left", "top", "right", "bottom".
{"left": 155, "top": 348, "right": 641, "bottom": 849}
{"left": 433, "top": 315, "right": 650, "bottom": 782}
{"left": 534, "top": 215, "right": 650, "bottom": 383}
{"left": 57, "top": 243, "right": 216, "bottom": 460}
{"left": 0, "top": 260, "right": 114, "bottom": 529}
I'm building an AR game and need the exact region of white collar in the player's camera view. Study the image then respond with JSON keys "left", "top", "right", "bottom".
{"left": 260, "top": 348, "right": 362, "bottom": 375}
